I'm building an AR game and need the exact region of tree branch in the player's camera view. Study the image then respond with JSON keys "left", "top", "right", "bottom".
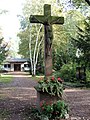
{"left": 36, "top": 36, "right": 43, "bottom": 65}
{"left": 85, "top": 0, "right": 90, "bottom": 6}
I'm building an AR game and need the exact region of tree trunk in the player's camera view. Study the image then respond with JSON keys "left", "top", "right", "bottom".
{"left": 29, "top": 24, "right": 43, "bottom": 76}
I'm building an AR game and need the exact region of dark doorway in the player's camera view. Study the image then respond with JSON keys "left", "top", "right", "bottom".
{"left": 14, "top": 64, "right": 21, "bottom": 71}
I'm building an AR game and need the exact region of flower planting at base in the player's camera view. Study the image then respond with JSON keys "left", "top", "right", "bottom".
{"left": 35, "top": 76, "right": 64, "bottom": 98}
{"left": 32, "top": 76, "right": 69, "bottom": 120}
{"left": 27, "top": 100, "right": 69, "bottom": 120}
{"left": 40, "top": 100, "right": 69, "bottom": 120}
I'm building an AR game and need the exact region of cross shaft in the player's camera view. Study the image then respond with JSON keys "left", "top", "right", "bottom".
{"left": 29, "top": 4, "right": 64, "bottom": 77}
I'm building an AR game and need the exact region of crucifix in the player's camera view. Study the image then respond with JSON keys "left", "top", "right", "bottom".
{"left": 29, "top": 4, "right": 64, "bottom": 78}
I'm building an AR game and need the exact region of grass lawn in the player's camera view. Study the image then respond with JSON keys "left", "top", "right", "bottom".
{"left": 30, "top": 75, "right": 44, "bottom": 81}
{"left": 0, "top": 75, "right": 13, "bottom": 84}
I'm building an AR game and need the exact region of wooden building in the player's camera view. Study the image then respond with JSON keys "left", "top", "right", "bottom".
{"left": 2, "top": 58, "right": 30, "bottom": 72}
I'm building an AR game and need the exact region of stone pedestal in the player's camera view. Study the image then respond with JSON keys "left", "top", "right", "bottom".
{"left": 37, "top": 91, "right": 62, "bottom": 108}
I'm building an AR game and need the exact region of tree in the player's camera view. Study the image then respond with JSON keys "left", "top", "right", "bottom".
{"left": 17, "top": 22, "right": 44, "bottom": 76}
{"left": 17, "top": 27, "right": 30, "bottom": 58}
{"left": 71, "top": 0, "right": 90, "bottom": 6}
{"left": 71, "top": 19, "right": 90, "bottom": 67}
{"left": 0, "top": 9, "right": 9, "bottom": 64}
{"left": 85, "top": 0, "right": 90, "bottom": 6}
{"left": 18, "top": 0, "right": 62, "bottom": 75}
{"left": 52, "top": 10, "right": 85, "bottom": 70}
{"left": 29, "top": 24, "right": 44, "bottom": 75}
{"left": 18, "top": 0, "right": 89, "bottom": 74}
{"left": 0, "top": 9, "right": 8, "bottom": 14}
{"left": 0, "top": 37, "right": 8, "bottom": 64}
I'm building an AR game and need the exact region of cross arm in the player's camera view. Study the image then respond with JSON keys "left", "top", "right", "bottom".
{"left": 50, "top": 16, "right": 64, "bottom": 25}
{"left": 29, "top": 15, "right": 45, "bottom": 24}
{"left": 30, "top": 15, "right": 64, "bottom": 25}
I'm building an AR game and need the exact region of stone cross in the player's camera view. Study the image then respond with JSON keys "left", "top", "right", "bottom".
{"left": 29, "top": 4, "right": 64, "bottom": 78}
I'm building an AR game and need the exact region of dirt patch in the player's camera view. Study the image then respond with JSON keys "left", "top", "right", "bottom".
{"left": 64, "top": 89, "right": 90, "bottom": 120}
{"left": 0, "top": 76, "right": 37, "bottom": 120}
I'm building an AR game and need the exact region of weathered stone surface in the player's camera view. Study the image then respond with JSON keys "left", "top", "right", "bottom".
{"left": 37, "top": 91, "right": 62, "bottom": 108}
{"left": 29, "top": 4, "right": 64, "bottom": 78}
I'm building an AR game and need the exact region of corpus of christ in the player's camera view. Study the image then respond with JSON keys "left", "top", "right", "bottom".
{"left": 29, "top": 4, "right": 64, "bottom": 78}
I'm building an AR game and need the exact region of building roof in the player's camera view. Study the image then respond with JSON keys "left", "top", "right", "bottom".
{"left": 5, "top": 58, "right": 29, "bottom": 63}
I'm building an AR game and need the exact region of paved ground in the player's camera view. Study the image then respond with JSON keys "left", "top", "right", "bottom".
{"left": 0, "top": 73, "right": 90, "bottom": 120}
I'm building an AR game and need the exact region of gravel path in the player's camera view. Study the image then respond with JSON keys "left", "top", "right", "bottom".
{"left": 0, "top": 76, "right": 37, "bottom": 120}
{"left": 64, "top": 89, "right": 90, "bottom": 120}
{"left": 0, "top": 75, "right": 90, "bottom": 120}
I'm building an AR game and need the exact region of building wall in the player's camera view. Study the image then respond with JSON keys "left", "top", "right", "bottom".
{"left": 21, "top": 64, "right": 24, "bottom": 71}
{"left": 2, "top": 62, "right": 30, "bottom": 72}
{"left": 11, "top": 63, "right": 14, "bottom": 71}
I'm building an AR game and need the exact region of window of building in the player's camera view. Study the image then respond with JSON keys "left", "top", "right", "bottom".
{"left": 4, "top": 64, "right": 11, "bottom": 68}
{"left": 8, "top": 64, "right": 11, "bottom": 68}
{"left": 24, "top": 64, "right": 29, "bottom": 67}
{"left": 4, "top": 64, "right": 7, "bottom": 68}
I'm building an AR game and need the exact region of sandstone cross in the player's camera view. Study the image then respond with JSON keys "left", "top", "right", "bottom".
{"left": 29, "top": 4, "right": 64, "bottom": 77}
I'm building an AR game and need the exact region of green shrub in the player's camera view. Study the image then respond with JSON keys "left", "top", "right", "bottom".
{"left": 26, "top": 100, "right": 69, "bottom": 120}
{"left": 86, "top": 70, "right": 90, "bottom": 82}
{"left": 40, "top": 100, "right": 69, "bottom": 120}
{"left": 54, "top": 63, "right": 77, "bottom": 82}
